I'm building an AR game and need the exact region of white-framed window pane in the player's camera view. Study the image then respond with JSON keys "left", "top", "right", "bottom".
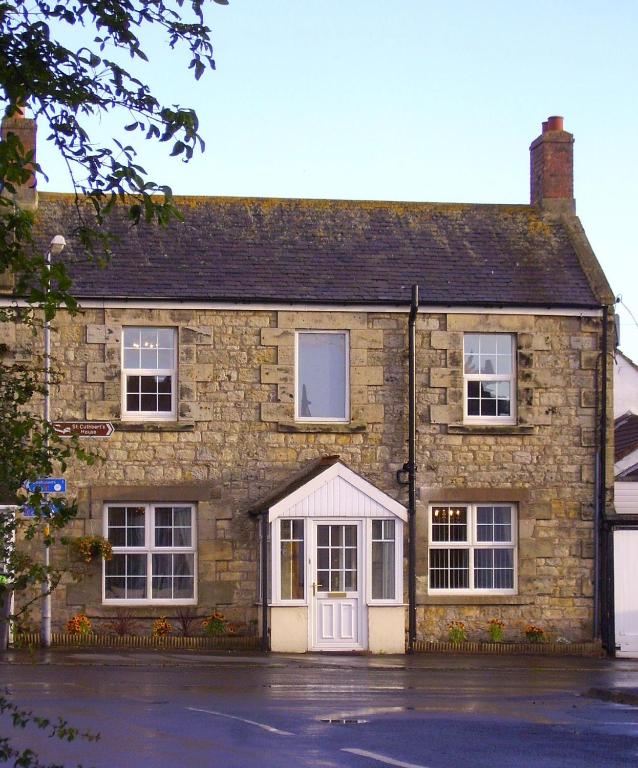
{"left": 464, "top": 333, "right": 515, "bottom": 422}
{"left": 316, "top": 523, "right": 357, "bottom": 593}
{"left": 280, "top": 519, "right": 304, "bottom": 600}
{"left": 152, "top": 553, "right": 195, "bottom": 599}
{"left": 105, "top": 553, "right": 148, "bottom": 599}
{"left": 431, "top": 506, "right": 468, "bottom": 542}
{"left": 474, "top": 548, "right": 514, "bottom": 589}
{"left": 297, "top": 332, "right": 347, "bottom": 420}
{"left": 107, "top": 506, "right": 146, "bottom": 548}
{"left": 372, "top": 519, "right": 395, "bottom": 599}
{"left": 429, "top": 548, "right": 469, "bottom": 589}
{"left": 105, "top": 503, "right": 195, "bottom": 603}
{"left": 429, "top": 504, "right": 516, "bottom": 593}
{"left": 123, "top": 327, "right": 176, "bottom": 418}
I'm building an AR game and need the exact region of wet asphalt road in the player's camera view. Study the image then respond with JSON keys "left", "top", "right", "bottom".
{"left": 2, "top": 651, "right": 638, "bottom": 768}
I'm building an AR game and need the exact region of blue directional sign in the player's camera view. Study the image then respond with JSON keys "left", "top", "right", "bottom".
{"left": 24, "top": 478, "right": 66, "bottom": 494}
{"left": 22, "top": 501, "right": 61, "bottom": 518}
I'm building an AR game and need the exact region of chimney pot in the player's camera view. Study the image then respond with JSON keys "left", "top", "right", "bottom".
{"left": 545, "top": 115, "right": 564, "bottom": 132}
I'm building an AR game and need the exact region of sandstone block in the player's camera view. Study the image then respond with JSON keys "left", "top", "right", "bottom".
{"left": 181, "top": 326, "right": 213, "bottom": 344}
{"left": 351, "top": 366, "right": 384, "bottom": 386}
{"left": 278, "top": 311, "right": 367, "bottom": 329}
{"left": 430, "top": 405, "right": 452, "bottom": 424}
{"left": 86, "top": 401, "right": 119, "bottom": 420}
{"left": 199, "top": 540, "right": 233, "bottom": 561}
{"left": 198, "top": 580, "right": 236, "bottom": 606}
{"left": 261, "top": 328, "right": 294, "bottom": 347}
{"left": 261, "top": 402, "right": 293, "bottom": 422}
{"left": 351, "top": 329, "right": 383, "bottom": 349}
{"left": 580, "top": 350, "right": 599, "bottom": 369}
{"left": 352, "top": 404, "right": 384, "bottom": 423}
{"left": 86, "top": 324, "right": 121, "bottom": 344}
{"left": 86, "top": 363, "right": 117, "bottom": 383}
{"left": 261, "top": 364, "right": 293, "bottom": 384}
{"left": 430, "top": 331, "right": 459, "bottom": 350}
{"left": 349, "top": 348, "right": 368, "bottom": 366}
{"left": 447, "top": 314, "right": 535, "bottom": 332}
{"left": 533, "top": 539, "right": 558, "bottom": 558}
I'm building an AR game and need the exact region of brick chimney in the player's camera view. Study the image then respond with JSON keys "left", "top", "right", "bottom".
{"left": 1, "top": 105, "right": 37, "bottom": 209}
{"left": 529, "top": 115, "right": 574, "bottom": 214}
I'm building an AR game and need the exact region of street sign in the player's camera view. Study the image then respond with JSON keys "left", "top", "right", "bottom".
{"left": 24, "top": 478, "right": 66, "bottom": 494}
{"left": 22, "top": 501, "right": 60, "bottom": 518}
{"left": 51, "top": 421, "right": 114, "bottom": 438}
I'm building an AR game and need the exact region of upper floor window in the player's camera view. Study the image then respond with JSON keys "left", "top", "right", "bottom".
{"left": 104, "top": 503, "right": 196, "bottom": 604}
{"left": 122, "top": 327, "right": 176, "bottom": 420}
{"left": 428, "top": 503, "right": 517, "bottom": 594}
{"left": 463, "top": 333, "right": 515, "bottom": 424}
{"left": 295, "top": 331, "right": 349, "bottom": 422}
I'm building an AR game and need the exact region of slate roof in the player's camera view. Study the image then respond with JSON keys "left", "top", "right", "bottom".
{"left": 32, "top": 193, "right": 601, "bottom": 307}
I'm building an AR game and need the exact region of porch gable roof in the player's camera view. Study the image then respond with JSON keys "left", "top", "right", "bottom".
{"left": 245, "top": 455, "right": 407, "bottom": 523}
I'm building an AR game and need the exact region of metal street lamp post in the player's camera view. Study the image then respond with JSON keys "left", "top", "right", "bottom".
{"left": 41, "top": 234, "right": 66, "bottom": 648}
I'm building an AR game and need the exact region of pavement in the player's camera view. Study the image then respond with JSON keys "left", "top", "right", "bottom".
{"left": 3, "top": 646, "right": 638, "bottom": 705}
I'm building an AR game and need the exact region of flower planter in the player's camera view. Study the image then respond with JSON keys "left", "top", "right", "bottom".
{"left": 413, "top": 640, "right": 605, "bottom": 657}
{"left": 12, "top": 632, "right": 261, "bottom": 651}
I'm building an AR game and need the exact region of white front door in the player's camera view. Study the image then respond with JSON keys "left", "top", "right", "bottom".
{"left": 614, "top": 529, "right": 638, "bottom": 657}
{"left": 311, "top": 521, "right": 365, "bottom": 650}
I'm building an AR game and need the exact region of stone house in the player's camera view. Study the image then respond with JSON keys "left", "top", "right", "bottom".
{"left": 2, "top": 114, "right": 616, "bottom": 653}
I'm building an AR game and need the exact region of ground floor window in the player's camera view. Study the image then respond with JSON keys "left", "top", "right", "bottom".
{"left": 428, "top": 504, "right": 516, "bottom": 594}
{"left": 103, "top": 503, "right": 196, "bottom": 604}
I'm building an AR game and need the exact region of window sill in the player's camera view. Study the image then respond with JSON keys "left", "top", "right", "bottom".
{"left": 448, "top": 423, "right": 534, "bottom": 436}
{"left": 115, "top": 420, "right": 195, "bottom": 433}
{"left": 278, "top": 421, "right": 367, "bottom": 434}
{"left": 422, "top": 595, "right": 532, "bottom": 606}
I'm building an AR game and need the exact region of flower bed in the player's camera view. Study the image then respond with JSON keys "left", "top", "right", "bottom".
{"left": 414, "top": 639, "right": 605, "bottom": 657}
{"left": 13, "top": 632, "right": 261, "bottom": 650}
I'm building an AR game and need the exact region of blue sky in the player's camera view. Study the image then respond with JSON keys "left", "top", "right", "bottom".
{"left": 38, "top": 1, "right": 638, "bottom": 360}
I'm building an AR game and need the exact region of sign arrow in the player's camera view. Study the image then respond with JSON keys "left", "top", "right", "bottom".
{"left": 51, "top": 421, "right": 114, "bottom": 438}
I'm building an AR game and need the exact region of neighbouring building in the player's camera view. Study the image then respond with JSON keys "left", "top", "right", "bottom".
{"left": 610, "top": 350, "right": 638, "bottom": 657}
{"left": 1, "top": 114, "right": 616, "bottom": 653}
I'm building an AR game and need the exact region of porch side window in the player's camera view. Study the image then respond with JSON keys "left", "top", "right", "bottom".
{"left": 280, "top": 519, "right": 304, "bottom": 600}
{"left": 296, "top": 331, "right": 348, "bottom": 422}
{"left": 371, "top": 520, "right": 395, "bottom": 599}
{"left": 428, "top": 504, "right": 516, "bottom": 594}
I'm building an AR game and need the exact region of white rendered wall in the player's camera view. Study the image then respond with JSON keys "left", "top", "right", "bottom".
{"left": 615, "top": 351, "right": 638, "bottom": 418}
{"left": 367, "top": 606, "right": 406, "bottom": 654}
{"left": 270, "top": 606, "right": 308, "bottom": 653}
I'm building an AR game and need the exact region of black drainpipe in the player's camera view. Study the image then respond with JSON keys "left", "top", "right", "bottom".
{"left": 598, "top": 304, "right": 611, "bottom": 650}
{"left": 260, "top": 510, "right": 269, "bottom": 652}
{"left": 407, "top": 285, "right": 419, "bottom": 652}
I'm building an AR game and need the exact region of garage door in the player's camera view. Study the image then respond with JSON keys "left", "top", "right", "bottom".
{"left": 614, "top": 529, "right": 638, "bottom": 657}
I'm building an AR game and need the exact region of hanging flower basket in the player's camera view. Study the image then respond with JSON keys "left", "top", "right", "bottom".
{"left": 72, "top": 536, "right": 113, "bottom": 563}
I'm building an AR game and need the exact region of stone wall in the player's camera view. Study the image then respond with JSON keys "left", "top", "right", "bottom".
{"left": 13, "top": 306, "right": 610, "bottom": 641}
